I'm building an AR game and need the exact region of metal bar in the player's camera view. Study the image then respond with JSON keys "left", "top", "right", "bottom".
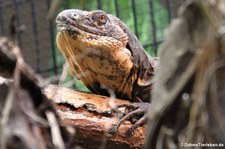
{"left": 12, "top": 0, "right": 22, "bottom": 46}
{"left": 38, "top": 64, "right": 63, "bottom": 74}
{"left": 97, "top": 0, "right": 101, "bottom": 9}
{"left": 143, "top": 40, "right": 163, "bottom": 49}
{"left": 114, "top": 0, "right": 119, "bottom": 17}
{"left": 47, "top": 0, "right": 58, "bottom": 75}
{"left": 0, "top": 0, "right": 4, "bottom": 35}
{"left": 82, "top": 0, "right": 85, "bottom": 10}
{"left": 131, "top": 0, "right": 139, "bottom": 38}
{"left": 30, "top": 0, "right": 40, "bottom": 72}
{"left": 62, "top": 0, "right": 69, "bottom": 9}
{"left": 148, "top": 0, "right": 157, "bottom": 55}
{"left": 165, "top": 0, "right": 172, "bottom": 23}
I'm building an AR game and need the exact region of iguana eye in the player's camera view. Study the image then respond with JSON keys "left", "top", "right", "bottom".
{"left": 92, "top": 11, "right": 108, "bottom": 26}
{"left": 98, "top": 14, "right": 107, "bottom": 23}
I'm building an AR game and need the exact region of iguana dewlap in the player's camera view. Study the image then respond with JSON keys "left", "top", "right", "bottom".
{"left": 56, "top": 9, "right": 158, "bottom": 137}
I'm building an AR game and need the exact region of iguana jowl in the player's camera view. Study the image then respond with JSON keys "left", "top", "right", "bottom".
{"left": 56, "top": 9, "right": 158, "bottom": 137}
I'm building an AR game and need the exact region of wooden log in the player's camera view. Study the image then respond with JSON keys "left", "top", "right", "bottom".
{"left": 44, "top": 85, "right": 146, "bottom": 149}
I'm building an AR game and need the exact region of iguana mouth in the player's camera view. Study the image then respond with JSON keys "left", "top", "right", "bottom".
{"left": 56, "top": 15, "right": 81, "bottom": 38}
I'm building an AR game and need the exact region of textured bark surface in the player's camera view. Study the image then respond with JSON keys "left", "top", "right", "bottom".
{"left": 44, "top": 85, "right": 146, "bottom": 149}
{"left": 146, "top": 0, "right": 225, "bottom": 148}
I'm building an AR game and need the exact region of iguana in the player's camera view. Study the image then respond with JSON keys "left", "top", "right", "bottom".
{"left": 56, "top": 9, "right": 159, "bottom": 137}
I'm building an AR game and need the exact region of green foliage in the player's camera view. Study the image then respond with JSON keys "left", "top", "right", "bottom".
{"left": 74, "top": 78, "right": 89, "bottom": 92}
{"left": 55, "top": 0, "right": 169, "bottom": 91}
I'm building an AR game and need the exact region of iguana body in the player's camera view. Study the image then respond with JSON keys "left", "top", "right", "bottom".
{"left": 56, "top": 9, "right": 158, "bottom": 136}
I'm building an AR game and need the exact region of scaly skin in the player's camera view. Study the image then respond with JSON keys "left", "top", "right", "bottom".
{"left": 56, "top": 9, "right": 158, "bottom": 137}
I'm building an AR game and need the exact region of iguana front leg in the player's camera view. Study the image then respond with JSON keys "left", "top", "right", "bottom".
{"left": 108, "top": 56, "right": 159, "bottom": 137}
{"left": 109, "top": 102, "right": 151, "bottom": 137}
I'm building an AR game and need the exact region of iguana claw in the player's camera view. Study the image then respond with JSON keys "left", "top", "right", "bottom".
{"left": 108, "top": 102, "right": 150, "bottom": 137}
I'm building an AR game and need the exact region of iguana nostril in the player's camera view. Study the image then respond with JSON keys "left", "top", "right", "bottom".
{"left": 61, "top": 16, "right": 67, "bottom": 21}
{"left": 56, "top": 13, "right": 67, "bottom": 22}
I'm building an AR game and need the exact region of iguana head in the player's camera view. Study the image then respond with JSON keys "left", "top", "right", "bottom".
{"left": 56, "top": 9, "right": 134, "bottom": 99}
{"left": 56, "top": 9, "right": 129, "bottom": 47}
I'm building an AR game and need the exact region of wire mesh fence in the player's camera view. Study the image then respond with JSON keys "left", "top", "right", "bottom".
{"left": 0, "top": 0, "right": 184, "bottom": 80}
